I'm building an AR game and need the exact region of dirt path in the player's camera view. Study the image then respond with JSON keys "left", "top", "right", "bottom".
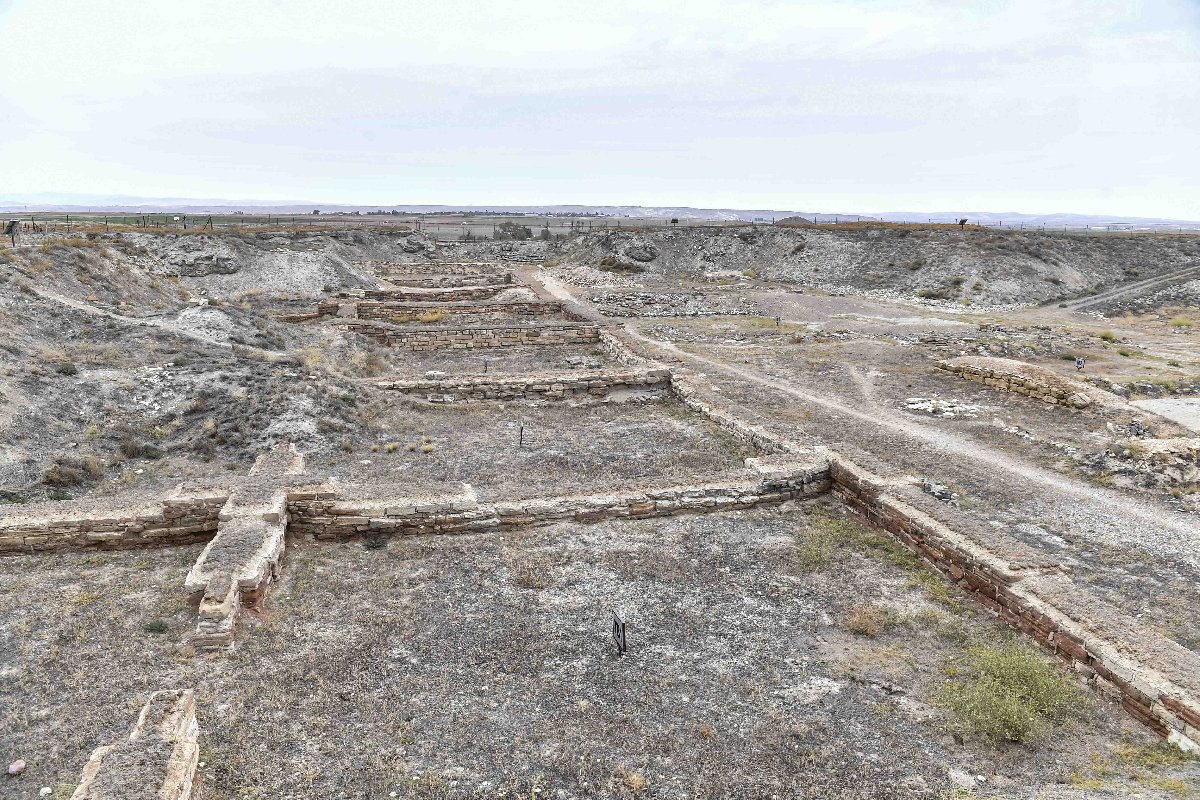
{"left": 31, "top": 286, "right": 236, "bottom": 349}
{"left": 1060, "top": 263, "right": 1200, "bottom": 311}
{"left": 532, "top": 270, "right": 1200, "bottom": 566}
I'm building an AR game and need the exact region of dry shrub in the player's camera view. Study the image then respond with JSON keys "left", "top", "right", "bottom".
{"left": 41, "top": 454, "right": 104, "bottom": 487}
{"left": 845, "top": 602, "right": 890, "bottom": 637}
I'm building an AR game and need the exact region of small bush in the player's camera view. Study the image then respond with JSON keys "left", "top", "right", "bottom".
{"left": 417, "top": 309, "right": 445, "bottom": 324}
{"left": 1117, "top": 348, "right": 1133, "bottom": 358}
{"left": 54, "top": 362, "right": 79, "bottom": 375}
{"left": 42, "top": 455, "right": 104, "bottom": 486}
{"left": 143, "top": 619, "right": 169, "bottom": 634}
{"left": 363, "top": 534, "right": 389, "bottom": 550}
{"left": 936, "top": 641, "right": 1082, "bottom": 743}
{"left": 119, "top": 437, "right": 164, "bottom": 460}
{"left": 1169, "top": 316, "right": 1194, "bottom": 328}
{"left": 845, "top": 602, "right": 891, "bottom": 636}
{"left": 1098, "top": 331, "right": 1117, "bottom": 342}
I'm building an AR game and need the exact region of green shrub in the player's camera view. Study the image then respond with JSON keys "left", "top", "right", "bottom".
{"left": 1098, "top": 331, "right": 1117, "bottom": 342}
{"left": 143, "top": 619, "right": 169, "bottom": 634}
{"left": 1117, "top": 348, "right": 1133, "bottom": 358}
{"left": 937, "top": 641, "right": 1082, "bottom": 743}
{"left": 55, "top": 362, "right": 79, "bottom": 375}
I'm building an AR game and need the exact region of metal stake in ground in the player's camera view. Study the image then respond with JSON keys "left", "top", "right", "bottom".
{"left": 611, "top": 611, "right": 627, "bottom": 655}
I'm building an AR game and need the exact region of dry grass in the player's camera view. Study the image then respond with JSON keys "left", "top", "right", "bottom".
{"left": 845, "top": 602, "right": 892, "bottom": 637}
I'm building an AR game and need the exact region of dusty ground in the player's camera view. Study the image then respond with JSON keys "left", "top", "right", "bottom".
{"left": 2, "top": 225, "right": 1199, "bottom": 798}
{"left": 4, "top": 504, "right": 1196, "bottom": 800}
{"left": 309, "top": 396, "right": 754, "bottom": 501}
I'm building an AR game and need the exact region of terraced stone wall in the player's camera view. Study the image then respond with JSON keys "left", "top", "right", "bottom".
{"left": 830, "top": 455, "right": 1200, "bottom": 752}
{"left": 286, "top": 460, "right": 831, "bottom": 540}
{"left": 360, "top": 286, "right": 508, "bottom": 302}
{"left": 0, "top": 494, "right": 226, "bottom": 554}
{"left": 377, "top": 366, "right": 673, "bottom": 401}
{"left": 384, "top": 273, "right": 513, "bottom": 288}
{"left": 365, "top": 261, "right": 509, "bottom": 276}
{"left": 348, "top": 322, "right": 602, "bottom": 350}
{"left": 356, "top": 300, "right": 568, "bottom": 322}
{"left": 274, "top": 301, "right": 341, "bottom": 323}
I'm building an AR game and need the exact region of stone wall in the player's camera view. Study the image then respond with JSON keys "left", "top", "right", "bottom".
{"left": 275, "top": 300, "right": 340, "bottom": 323}
{"left": 670, "top": 374, "right": 806, "bottom": 456}
{"left": 596, "top": 329, "right": 659, "bottom": 368}
{"left": 0, "top": 492, "right": 226, "bottom": 554}
{"left": 360, "top": 286, "right": 509, "bottom": 302}
{"left": 345, "top": 321, "right": 602, "bottom": 350}
{"left": 936, "top": 357, "right": 1102, "bottom": 409}
{"left": 356, "top": 300, "right": 568, "bottom": 322}
{"left": 364, "top": 260, "right": 508, "bottom": 276}
{"left": 286, "top": 457, "right": 831, "bottom": 540}
{"left": 377, "top": 366, "right": 673, "bottom": 401}
{"left": 829, "top": 454, "right": 1200, "bottom": 752}
{"left": 384, "top": 273, "right": 513, "bottom": 288}
{"left": 70, "top": 689, "right": 200, "bottom": 800}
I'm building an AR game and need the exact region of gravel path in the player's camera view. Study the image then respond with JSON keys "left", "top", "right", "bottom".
{"left": 533, "top": 271, "right": 1200, "bottom": 570}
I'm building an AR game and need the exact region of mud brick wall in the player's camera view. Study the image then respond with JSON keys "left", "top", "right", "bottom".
{"left": 286, "top": 461, "right": 831, "bottom": 540}
{"left": 0, "top": 494, "right": 226, "bottom": 554}
{"left": 936, "top": 359, "right": 1093, "bottom": 409}
{"left": 356, "top": 300, "right": 568, "bottom": 322}
{"left": 829, "top": 454, "right": 1200, "bottom": 751}
{"left": 361, "top": 286, "right": 508, "bottom": 302}
{"left": 354, "top": 322, "right": 602, "bottom": 350}
{"left": 70, "top": 689, "right": 200, "bottom": 800}
{"left": 383, "top": 273, "right": 513, "bottom": 288}
{"left": 377, "top": 367, "right": 673, "bottom": 401}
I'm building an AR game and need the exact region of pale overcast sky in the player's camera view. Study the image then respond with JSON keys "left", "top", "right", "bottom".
{"left": 1, "top": 0, "right": 1197, "bottom": 216}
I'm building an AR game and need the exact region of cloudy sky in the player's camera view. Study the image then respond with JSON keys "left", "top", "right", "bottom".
{"left": 1, "top": 0, "right": 1197, "bottom": 216}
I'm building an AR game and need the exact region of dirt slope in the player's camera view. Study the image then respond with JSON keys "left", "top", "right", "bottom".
{"left": 555, "top": 225, "right": 1200, "bottom": 308}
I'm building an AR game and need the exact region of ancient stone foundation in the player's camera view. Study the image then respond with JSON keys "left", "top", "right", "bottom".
{"left": 936, "top": 356, "right": 1102, "bottom": 409}
{"left": 355, "top": 299, "right": 569, "bottom": 321}
{"left": 377, "top": 366, "right": 673, "bottom": 401}
{"left": 363, "top": 260, "right": 510, "bottom": 276}
{"left": 382, "top": 273, "right": 513, "bottom": 288}
{"left": 286, "top": 456, "right": 832, "bottom": 540}
{"left": 830, "top": 455, "right": 1200, "bottom": 752}
{"left": 69, "top": 689, "right": 200, "bottom": 800}
{"left": 360, "top": 285, "right": 509, "bottom": 302}
{"left": 344, "top": 321, "right": 602, "bottom": 350}
{"left": 0, "top": 491, "right": 225, "bottom": 553}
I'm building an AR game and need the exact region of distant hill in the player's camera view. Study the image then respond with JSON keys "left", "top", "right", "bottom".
{"left": 0, "top": 193, "right": 1195, "bottom": 228}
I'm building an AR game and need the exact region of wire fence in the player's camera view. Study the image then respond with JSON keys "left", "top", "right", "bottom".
{"left": 2, "top": 211, "right": 1198, "bottom": 245}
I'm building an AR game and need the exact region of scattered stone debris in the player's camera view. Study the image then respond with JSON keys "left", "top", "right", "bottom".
{"left": 905, "top": 397, "right": 983, "bottom": 418}
{"left": 920, "top": 477, "right": 961, "bottom": 507}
